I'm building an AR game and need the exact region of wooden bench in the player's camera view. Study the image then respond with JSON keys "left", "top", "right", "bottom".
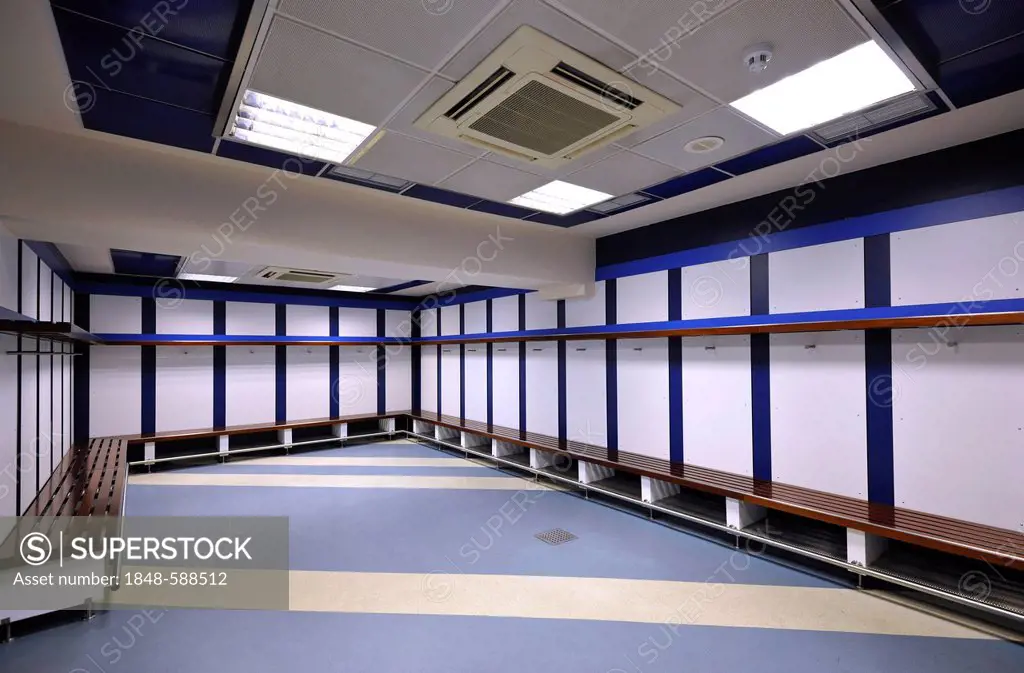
{"left": 409, "top": 411, "right": 1024, "bottom": 569}
{"left": 28, "top": 437, "right": 128, "bottom": 517}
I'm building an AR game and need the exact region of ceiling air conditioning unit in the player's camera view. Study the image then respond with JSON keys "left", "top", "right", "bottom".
{"left": 414, "top": 26, "right": 680, "bottom": 169}
{"left": 254, "top": 267, "right": 351, "bottom": 287}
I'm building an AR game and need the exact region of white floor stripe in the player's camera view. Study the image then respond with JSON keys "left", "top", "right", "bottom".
{"left": 128, "top": 472, "right": 549, "bottom": 491}
{"left": 288, "top": 570, "right": 995, "bottom": 640}
{"left": 227, "top": 456, "right": 478, "bottom": 468}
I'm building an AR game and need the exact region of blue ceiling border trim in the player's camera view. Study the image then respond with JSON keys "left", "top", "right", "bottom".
{"left": 217, "top": 140, "right": 326, "bottom": 175}
{"left": 597, "top": 185, "right": 1024, "bottom": 281}
{"left": 642, "top": 168, "right": 732, "bottom": 200}
{"left": 419, "top": 287, "right": 529, "bottom": 307}
{"left": 714, "top": 135, "right": 822, "bottom": 176}
{"left": 24, "top": 241, "right": 75, "bottom": 287}
{"left": 374, "top": 280, "right": 432, "bottom": 294}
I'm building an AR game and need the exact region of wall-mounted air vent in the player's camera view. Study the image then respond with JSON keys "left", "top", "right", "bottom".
{"left": 809, "top": 92, "right": 937, "bottom": 144}
{"left": 415, "top": 27, "right": 680, "bottom": 169}
{"left": 254, "top": 267, "right": 352, "bottom": 286}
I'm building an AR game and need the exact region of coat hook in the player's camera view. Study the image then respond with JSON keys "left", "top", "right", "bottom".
{"left": 804, "top": 344, "right": 816, "bottom": 350}
{"left": 704, "top": 345, "right": 715, "bottom": 351}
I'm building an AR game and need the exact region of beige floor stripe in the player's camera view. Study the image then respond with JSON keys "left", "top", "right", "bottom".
{"left": 289, "top": 570, "right": 994, "bottom": 640}
{"left": 128, "top": 472, "right": 549, "bottom": 490}
{"left": 226, "top": 456, "right": 478, "bottom": 468}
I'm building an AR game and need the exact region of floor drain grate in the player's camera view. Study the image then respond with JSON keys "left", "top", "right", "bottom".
{"left": 535, "top": 528, "right": 577, "bottom": 546}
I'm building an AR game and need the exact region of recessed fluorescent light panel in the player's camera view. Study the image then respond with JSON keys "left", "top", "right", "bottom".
{"left": 509, "top": 181, "right": 613, "bottom": 215}
{"left": 730, "top": 42, "right": 916, "bottom": 136}
{"left": 330, "top": 284, "right": 377, "bottom": 293}
{"left": 229, "top": 90, "right": 376, "bottom": 164}
{"left": 178, "top": 273, "right": 238, "bottom": 283}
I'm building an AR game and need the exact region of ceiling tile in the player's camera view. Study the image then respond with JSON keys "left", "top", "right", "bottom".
{"left": 439, "top": 160, "right": 551, "bottom": 202}
{"left": 660, "top": 0, "right": 867, "bottom": 103}
{"left": 549, "top": 0, "right": 745, "bottom": 58}
{"left": 354, "top": 132, "right": 477, "bottom": 184}
{"left": 386, "top": 77, "right": 488, "bottom": 155}
{"left": 277, "top": 0, "right": 502, "bottom": 70}
{"left": 250, "top": 16, "right": 426, "bottom": 125}
{"left": 443, "top": 0, "right": 637, "bottom": 80}
{"left": 631, "top": 107, "right": 776, "bottom": 171}
{"left": 565, "top": 150, "right": 679, "bottom": 196}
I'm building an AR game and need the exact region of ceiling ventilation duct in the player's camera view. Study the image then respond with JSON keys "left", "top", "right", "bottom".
{"left": 808, "top": 92, "right": 936, "bottom": 144}
{"left": 415, "top": 27, "right": 680, "bottom": 169}
{"left": 253, "top": 267, "right": 353, "bottom": 287}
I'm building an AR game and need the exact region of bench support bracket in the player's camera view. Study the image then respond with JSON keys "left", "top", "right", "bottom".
{"left": 847, "top": 529, "right": 889, "bottom": 566}
{"left": 726, "top": 498, "right": 767, "bottom": 530}
{"left": 579, "top": 461, "right": 614, "bottom": 485}
{"left": 641, "top": 476, "right": 681, "bottom": 504}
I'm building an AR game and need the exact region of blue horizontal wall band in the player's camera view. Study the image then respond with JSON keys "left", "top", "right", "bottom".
{"left": 596, "top": 185, "right": 1024, "bottom": 281}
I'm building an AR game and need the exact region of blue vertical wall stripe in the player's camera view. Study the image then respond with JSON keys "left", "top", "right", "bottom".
{"left": 376, "top": 309, "right": 386, "bottom": 415}
{"left": 459, "top": 304, "right": 466, "bottom": 423}
{"left": 411, "top": 308, "right": 421, "bottom": 414}
{"left": 213, "top": 301, "right": 226, "bottom": 429}
{"left": 864, "top": 234, "right": 895, "bottom": 505}
{"left": 518, "top": 294, "right": 527, "bottom": 435}
{"left": 556, "top": 300, "right": 567, "bottom": 444}
{"left": 436, "top": 308, "right": 442, "bottom": 417}
{"left": 605, "top": 280, "right": 618, "bottom": 456}
{"left": 141, "top": 298, "right": 156, "bottom": 434}
{"left": 275, "top": 304, "right": 287, "bottom": 423}
{"left": 329, "top": 307, "right": 340, "bottom": 417}
{"left": 667, "top": 269, "right": 683, "bottom": 463}
{"left": 15, "top": 243, "right": 22, "bottom": 514}
{"left": 486, "top": 299, "right": 494, "bottom": 428}
{"left": 749, "top": 254, "right": 772, "bottom": 480}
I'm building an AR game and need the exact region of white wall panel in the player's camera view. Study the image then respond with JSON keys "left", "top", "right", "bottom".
{"left": 225, "top": 347, "right": 276, "bottom": 426}
{"left": 286, "top": 305, "right": 329, "bottom": 336}
{"left": 492, "top": 344, "right": 519, "bottom": 430}
{"left": 525, "top": 292, "right": 557, "bottom": 330}
{"left": 682, "top": 336, "right": 752, "bottom": 475}
{"left": 618, "top": 272, "right": 668, "bottom": 324}
{"left": 156, "top": 299, "right": 213, "bottom": 334}
{"left": 420, "top": 346, "right": 438, "bottom": 413}
{"left": 419, "top": 308, "right": 439, "bottom": 337}
{"left": 891, "top": 212, "right": 1024, "bottom": 306}
{"left": 38, "top": 264, "right": 51, "bottom": 321}
{"left": 464, "top": 300, "right": 487, "bottom": 334}
{"left": 0, "top": 227, "right": 18, "bottom": 312}
{"left": 51, "top": 276, "right": 64, "bottom": 322}
{"left": 681, "top": 259, "right": 750, "bottom": 320}
{"left": 892, "top": 326, "right": 1024, "bottom": 531}
{"left": 440, "top": 305, "right": 461, "bottom": 336}
{"left": 770, "top": 239, "right": 865, "bottom": 313}
{"left": 338, "top": 307, "right": 378, "bottom": 337}
{"left": 492, "top": 295, "right": 519, "bottom": 333}
{"left": 19, "top": 346, "right": 37, "bottom": 512}
{"left": 0, "top": 335, "right": 16, "bottom": 517}
{"left": 287, "top": 347, "right": 330, "bottom": 420}
{"left": 64, "top": 285, "right": 72, "bottom": 322}
{"left": 155, "top": 347, "right": 214, "bottom": 432}
{"left": 63, "top": 346, "right": 72, "bottom": 456}
{"left": 440, "top": 346, "right": 461, "bottom": 417}
{"left": 617, "top": 339, "right": 669, "bottom": 459}
{"left": 385, "top": 345, "right": 412, "bottom": 412}
{"left": 525, "top": 342, "right": 558, "bottom": 436}
{"left": 226, "top": 301, "right": 276, "bottom": 335}
{"left": 565, "top": 282, "right": 606, "bottom": 328}
{"left": 338, "top": 347, "right": 378, "bottom": 416}
{"left": 566, "top": 341, "right": 606, "bottom": 447}
{"left": 464, "top": 346, "right": 487, "bottom": 423}
{"left": 90, "top": 295, "right": 142, "bottom": 333}
{"left": 385, "top": 309, "right": 414, "bottom": 339}
{"left": 89, "top": 346, "right": 141, "bottom": 437}
{"left": 770, "top": 331, "right": 867, "bottom": 498}
{"left": 20, "top": 244, "right": 38, "bottom": 319}
{"left": 37, "top": 349, "right": 53, "bottom": 477}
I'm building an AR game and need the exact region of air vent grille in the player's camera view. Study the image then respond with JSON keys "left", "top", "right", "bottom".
{"left": 810, "top": 93, "right": 936, "bottom": 143}
{"left": 255, "top": 267, "right": 352, "bottom": 286}
{"left": 550, "top": 62, "right": 641, "bottom": 110}
{"left": 469, "top": 80, "right": 618, "bottom": 155}
{"left": 444, "top": 66, "right": 515, "bottom": 121}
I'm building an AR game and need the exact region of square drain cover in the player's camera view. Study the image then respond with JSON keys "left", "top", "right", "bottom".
{"left": 535, "top": 528, "right": 577, "bottom": 546}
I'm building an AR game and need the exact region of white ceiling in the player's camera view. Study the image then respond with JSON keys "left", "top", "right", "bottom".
{"left": 244, "top": 0, "right": 876, "bottom": 199}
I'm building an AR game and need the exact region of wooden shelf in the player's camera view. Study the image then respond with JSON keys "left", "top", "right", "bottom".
{"left": 0, "top": 320, "right": 100, "bottom": 345}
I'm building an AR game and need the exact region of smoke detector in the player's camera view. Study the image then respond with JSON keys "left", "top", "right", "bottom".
{"left": 744, "top": 44, "right": 774, "bottom": 73}
{"left": 684, "top": 136, "right": 725, "bottom": 154}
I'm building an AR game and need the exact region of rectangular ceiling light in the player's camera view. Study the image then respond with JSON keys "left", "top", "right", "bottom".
{"left": 178, "top": 273, "right": 238, "bottom": 283}
{"left": 330, "top": 284, "right": 377, "bottom": 293}
{"left": 229, "top": 90, "right": 376, "bottom": 164}
{"left": 509, "top": 180, "right": 612, "bottom": 215}
{"left": 730, "top": 42, "right": 916, "bottom": 136}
